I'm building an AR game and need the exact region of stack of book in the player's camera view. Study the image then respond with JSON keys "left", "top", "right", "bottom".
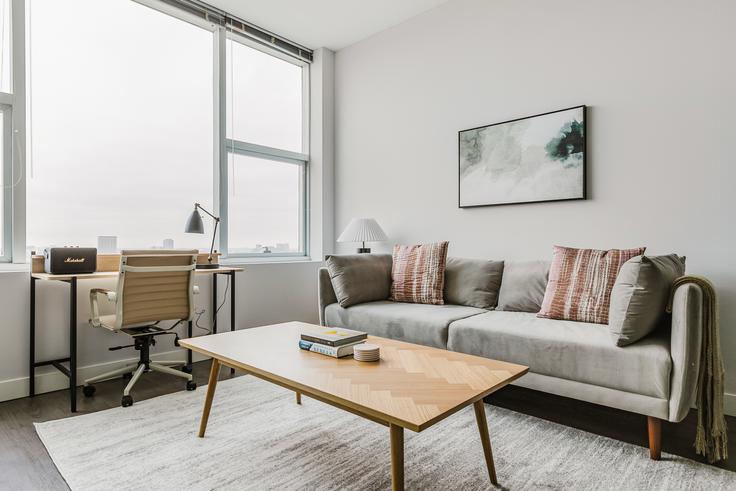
{"left": 299, "top": 327, "right": 367, "bottom": 358}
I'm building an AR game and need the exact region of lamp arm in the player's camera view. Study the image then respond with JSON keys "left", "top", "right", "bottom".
{"left": 208, "top": 218, "right": 219, "bottom": 263}
{"left": 195, "top": 202, "right": 219, "bottom": 221}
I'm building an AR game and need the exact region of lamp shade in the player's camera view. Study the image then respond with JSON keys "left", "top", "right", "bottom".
{"left": 337, "top": 218, "right": 388, "bottom": 243}
{"left": 184, "top": 208, "right": 204, "bottom": 234}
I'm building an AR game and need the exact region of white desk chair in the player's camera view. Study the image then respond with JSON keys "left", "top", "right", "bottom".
{"left": 83, "top": 250, "right": 200, "bottom": 407}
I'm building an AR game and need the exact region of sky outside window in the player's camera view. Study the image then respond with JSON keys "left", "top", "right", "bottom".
{"left": 27, "top": 0, "right": 214, "bottom": 252}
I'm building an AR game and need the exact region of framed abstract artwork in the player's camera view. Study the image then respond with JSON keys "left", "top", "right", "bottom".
{"left": 458, "top": 105, "right": 586, "bottom": 207}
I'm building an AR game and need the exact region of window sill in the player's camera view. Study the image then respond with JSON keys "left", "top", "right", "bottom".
{"left": 219, "top": 256, "right": 322, "bottom": 267}
{"left": 0, "top": 263, "right": 31, "bottom": 273}
{"left": 0, "top": 257, "right": 323, "bottom": 273}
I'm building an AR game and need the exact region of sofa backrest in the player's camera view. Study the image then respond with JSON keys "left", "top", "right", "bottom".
{"left": 496, "top": 260, "right": 551, "bottom": 313}
{"left": 323, "top": 254, "right": 554, "bottom": 313}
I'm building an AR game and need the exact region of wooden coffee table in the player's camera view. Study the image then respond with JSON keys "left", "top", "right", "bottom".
{"left": 179, "top": 321, "right": 528, "bottom": 490}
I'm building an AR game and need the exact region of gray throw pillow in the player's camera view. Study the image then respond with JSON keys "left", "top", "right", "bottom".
{"left": 609, "top": 254, "right": 686, "bottom": 347}
{"left": 444, "top": 258, "right": 504, "bottom": 309}
{"left": 325, "top": 254, "right": 392, "bottom": 308}
{"left": 496, "top": 260, "right": 550, "bottom": 312}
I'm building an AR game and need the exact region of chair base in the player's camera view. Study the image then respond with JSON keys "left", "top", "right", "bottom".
{"left": 83, "top": 330, "right": 194, "bottom": 407}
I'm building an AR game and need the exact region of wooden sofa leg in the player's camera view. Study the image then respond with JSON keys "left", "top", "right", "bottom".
{"left": 647, "top": 416, "right": 662, "bottom": 460}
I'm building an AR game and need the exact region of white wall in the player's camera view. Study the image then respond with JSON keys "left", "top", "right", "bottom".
{"left": 334, "top": 0, "right": 736, "bottom": 412}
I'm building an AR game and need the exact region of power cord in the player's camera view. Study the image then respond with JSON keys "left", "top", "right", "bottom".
{"left": 194, "top": 275, "right": 230, "bottom": 334}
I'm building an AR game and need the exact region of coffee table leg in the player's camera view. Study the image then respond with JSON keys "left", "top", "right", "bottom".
{"left": 390, "top": 424, "right": 404, "bottom": 490}
{"left": 473, "top": 400, "right": 498, "bottom": 486}
{"left": 295, "top": 392, "right": 302, "bottom": 405}
{"left": 198, "top": 358, "right": 221, "bottom": 438}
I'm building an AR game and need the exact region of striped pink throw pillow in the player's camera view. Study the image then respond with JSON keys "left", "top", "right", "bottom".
{"left": 538, "top": 245, "right": 645, "bottom": 324}
{"left": 390, "top": 242, "right": 449, "bottom": 305}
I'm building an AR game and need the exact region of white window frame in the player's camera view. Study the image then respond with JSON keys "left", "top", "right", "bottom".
{"left": 0, "top": 0, "right": 26, "bottom": 263}
{"left": 218, "top": 31, "right": 310, "bottom": 260}
{"left": 0, "top": 104, "right": 12, "bottom": 261}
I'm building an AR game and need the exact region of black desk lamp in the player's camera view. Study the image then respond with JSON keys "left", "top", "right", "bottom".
{"left": 185, "top": 203, "right": 220, "bottom": 269}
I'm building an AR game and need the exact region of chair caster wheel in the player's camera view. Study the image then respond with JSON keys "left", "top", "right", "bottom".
{"left": 121, "top": 395, "right": 133, "bottom": 407}
{"left": 181, "top": 366, "right": 192, "bottom": 374}
{"left": 122, "top": 372, "right": 132, "bottom": 380}
{"left": 186, "top": 381, "right": 197, "bottom": 391}
{"left": 82, "top": 385, "right": 96, "bottom": 397}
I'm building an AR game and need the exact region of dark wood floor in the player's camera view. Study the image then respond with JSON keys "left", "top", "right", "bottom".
{"left": 1, "top": 362, "right": 733, "bottom": 490}
{"left": 486, "top": 386, "right": 736, "bottom": 472}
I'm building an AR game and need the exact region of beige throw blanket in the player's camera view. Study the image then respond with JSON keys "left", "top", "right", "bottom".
{"left": 667, "top": 275, "right": 728, "bottom": 463}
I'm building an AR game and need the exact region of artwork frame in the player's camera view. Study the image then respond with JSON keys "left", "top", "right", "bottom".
{"left": 458, "top": 105, "right": 587, "bottom": 208}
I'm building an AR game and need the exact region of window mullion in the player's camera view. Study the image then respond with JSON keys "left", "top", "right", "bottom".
{"left": 215, "top": 25, "right": 228, "bottom": 259}
{"left": 1, "top": 106, "right": 12, "bottom": 260}
{"left": 226, "top": 138, "right": 308, "bottom": 164}
{"left": 9, "top": 0, "right": 24, "bottom": 263}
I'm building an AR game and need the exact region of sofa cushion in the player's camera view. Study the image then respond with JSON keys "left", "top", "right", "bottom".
{"left": 326, "top": 254, "right": 392, "bottom": 308}
{"left": 496, "top": 260, "right": 550, "bottom": 312}
{"left": 444, "top": 258, "right": 504, "bottom": 309}
{"left": 538, "top": 245, "right": 645, "bottom": 324}
{"left": 324, "top": 300, "right": 486, "bottom": 349}
{"left": 390, "top": 242, "right": 449, "bottom": 305}
{"left": 447, "top": 311, "right": 671, "bottom": 398}
{"left": 609, "top": 254, "right": 686, "bottom": 347}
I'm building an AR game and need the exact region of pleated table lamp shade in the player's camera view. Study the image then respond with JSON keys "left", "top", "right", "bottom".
{"left": 337, "top": 218, "right": 388, "bottom": 253}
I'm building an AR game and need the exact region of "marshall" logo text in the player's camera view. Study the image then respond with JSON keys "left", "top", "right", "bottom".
{"left": 64, "top": 257, "right": 86, "bottom": 263}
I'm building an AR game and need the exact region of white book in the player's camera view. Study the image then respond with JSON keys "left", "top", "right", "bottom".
{"left": 300, "top": 339, "right": 365, "bottom": 358}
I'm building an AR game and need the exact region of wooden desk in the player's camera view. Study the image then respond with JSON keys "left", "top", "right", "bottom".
{"left": 180, "top": 322, "right": 528, "bottom": 490}
{"left": 29, "top": 266, "right": 243, "bottom": 413}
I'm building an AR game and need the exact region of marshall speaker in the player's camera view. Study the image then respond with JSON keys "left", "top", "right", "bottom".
{"left": 44, "top": 247, "right": 97, "bottom": 274}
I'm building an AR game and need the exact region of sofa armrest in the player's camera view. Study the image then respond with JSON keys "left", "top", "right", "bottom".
{"left": 318, "top": 267, "right": 338, "bottom": 326}
{"left": 668, "top": 283, "right": 703, "bottom": 422}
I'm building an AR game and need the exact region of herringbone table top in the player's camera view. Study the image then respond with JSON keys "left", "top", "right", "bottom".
{"left": 180, "top": 321, "right": 528, "bottom": 431}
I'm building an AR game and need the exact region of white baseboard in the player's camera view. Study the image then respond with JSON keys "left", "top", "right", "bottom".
{"left": 0, "top": 349, "right": 210, "bottom": 404}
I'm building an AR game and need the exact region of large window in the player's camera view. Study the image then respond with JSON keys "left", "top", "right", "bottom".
{"left": 17, "top": 0, "right": 309, "bottom": 261}
{"left": 224, "top": 37, "right": 307, "bottom": 256}
{"left": 27, "top": 0, "right": 214, "bottom": 253}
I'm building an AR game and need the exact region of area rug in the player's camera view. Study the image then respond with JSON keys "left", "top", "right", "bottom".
{"left": 35, "top": 376, "right": 735, "bottom": 490}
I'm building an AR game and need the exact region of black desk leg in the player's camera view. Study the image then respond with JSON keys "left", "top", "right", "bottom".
{"left": 69, "top": 277, "right": 77, "bottom": 413}
{"left": 212, "top": 273, "right": 217, "bottom": 335}
{"left": 29, "top": 276, "right": 36, "bottom": 397}
{"left": 187, "top": 320, "right": 193, "bottom": 371}
{"left": 230, "top": 270, "right": 235, "bottom": 375}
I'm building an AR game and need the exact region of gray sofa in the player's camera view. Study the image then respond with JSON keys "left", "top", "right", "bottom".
{"left": 317, "top": 255, "right": 703, "bottom": 460}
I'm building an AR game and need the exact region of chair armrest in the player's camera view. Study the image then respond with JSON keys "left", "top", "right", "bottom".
{"left": 89, "top": 288, "right": 116, "bottom": 327}
{"left": 317, "top": 267, "right": 337, "bottom": 326}
{"left": 668, "top": 283, "right": 703, "bottom": 422}
{"left": 90, "top": 288, "right": 116, "bottom": 301}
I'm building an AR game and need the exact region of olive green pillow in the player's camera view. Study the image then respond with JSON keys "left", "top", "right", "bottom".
{"left": 608, "top": 254, "right": 686, "bottom": 347}
{"left": 443, "top": 258, "right": 504, "bottom": 309}
{"left": 496, "top": 260, "right": 550, "bottom": 312}
{"left": 325, "top": 254, "right": 392, "bottom": 308}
